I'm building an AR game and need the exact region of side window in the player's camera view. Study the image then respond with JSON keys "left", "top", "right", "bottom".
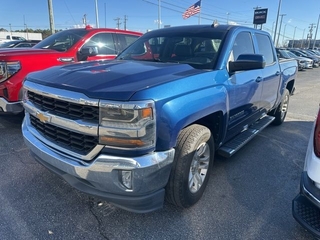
{"left": 82, "top": 33, "right": 116, "bottom": 55}
{"left": 255, "top": 33, "right": 275, "bottom": 65}
{"left": 122, "top": 34, "right": 139, "bottom": 48}
{"left": 228, "top": 32, "right": 254, "bottom": 62}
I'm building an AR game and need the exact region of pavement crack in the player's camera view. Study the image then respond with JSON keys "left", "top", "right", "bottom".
{"left": 88, "top": 197, "right": 110, "bottom": 240}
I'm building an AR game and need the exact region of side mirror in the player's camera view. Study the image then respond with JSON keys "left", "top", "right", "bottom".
{"left": 80, "top": 46, "right": 99, "bottom": 57}
{"left": 229, "top": 54, "right": 266, "bottom": 73}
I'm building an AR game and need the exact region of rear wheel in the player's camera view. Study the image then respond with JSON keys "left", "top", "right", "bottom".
{"left": 165, "top": 124, "right": 214, "bottom": 208}
{"left": 272, "top": 89, "right": 290, "bottom": 126}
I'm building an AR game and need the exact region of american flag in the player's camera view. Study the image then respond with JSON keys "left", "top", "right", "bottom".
{"left": 182, "top": 1, "right": 202, "bottom": 19}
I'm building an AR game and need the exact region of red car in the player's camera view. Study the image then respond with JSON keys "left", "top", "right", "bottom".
{"left": 0, "top": 26, "right": 142, "bottom": 113}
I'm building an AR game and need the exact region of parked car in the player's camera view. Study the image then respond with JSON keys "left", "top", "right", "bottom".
{"left": 293, "top": 105, "right": 320, "bottom": 238}
{"left": 0, "top": 35, "right": 28, "bottom": 44}
{"left": 0, "top": 40, "right": 40, "bottom": 48}
{"left": 286, "top": 51, "right": 313, "bottom": 69}
{"left": 276, "top": 48, "right": 309, "bottom": 70}
{"left": 289, "top": 49, "right": 319, "bottom": 68}
{"left": 6, "top": 35, "right": 26, "bottom": 41}
{"left": 22, "top": 24, "right": 297, "bottom": 213}
{"left": 304, "top": 49, "right": 320, "bottom": 59}
{"left": 0, "top": 26, "right": 142, "bottom": 114}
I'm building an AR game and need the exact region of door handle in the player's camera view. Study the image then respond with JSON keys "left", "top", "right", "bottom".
{"left": 256, "top": 77, "right": 263, "bottom": 82}
{"left": 275, "top": 71, "right": 280, "bottom": 76}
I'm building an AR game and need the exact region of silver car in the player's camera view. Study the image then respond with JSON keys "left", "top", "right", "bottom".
{"left": 287, "top": 51, "right": 313, "bottom": 69}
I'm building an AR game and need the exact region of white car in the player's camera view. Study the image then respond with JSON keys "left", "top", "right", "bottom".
{"left": 293, "top": 106, "right": 320, "bottom": 237}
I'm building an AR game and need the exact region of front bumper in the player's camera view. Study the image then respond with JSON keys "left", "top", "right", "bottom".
{"left": 22, "top": 117, "right": 175, "bottom": 213}
{"left": 0, "top": 97, "right": 23, "bottom": 113}
{"left": 292, "top": 172, "right": 320, "bottom": 237}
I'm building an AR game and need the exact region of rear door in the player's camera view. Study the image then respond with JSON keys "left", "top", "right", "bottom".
{"left": 255, "top": 33, "right": 281, "bottom": 111}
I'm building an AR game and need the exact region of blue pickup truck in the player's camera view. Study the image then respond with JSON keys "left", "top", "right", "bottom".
{"left": 21, "top": 24, "right": 297, "bottom": 213}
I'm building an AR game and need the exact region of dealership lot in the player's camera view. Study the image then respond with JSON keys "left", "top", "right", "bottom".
{"left": 0, "top": 68, "right": 319, "bottom": 240}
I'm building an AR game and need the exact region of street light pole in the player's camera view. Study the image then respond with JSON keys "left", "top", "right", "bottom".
{"left": 282, "top": 24, "right": 287, "bottom": 47}
{"left": 313, "top": 14, "right": 320, "bottom": 49}
{"left": 273, "top": 0, "right": 282, "bottom": 43}
{"left": 292, "top": 26, "right": 296, "bottom": 48}
{"left": 95, "top": 0, "right": 99, "bottom": 28}
{"left": 276, "top": 14, "right": 286, "bottom": 48}
{"left": 301, "top": 28, "right": 305, "bottom": 48}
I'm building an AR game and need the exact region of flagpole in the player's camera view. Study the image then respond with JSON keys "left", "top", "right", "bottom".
{"left": 198, "top": 0, "right": 201, "bottom": 24}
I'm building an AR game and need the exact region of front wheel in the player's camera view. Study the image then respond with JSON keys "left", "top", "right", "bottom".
{"left": 271, "top": 89, "right": 290, "bottom": 126}
{"left": 165, "top": 124, "right": 214, "bottom": 208}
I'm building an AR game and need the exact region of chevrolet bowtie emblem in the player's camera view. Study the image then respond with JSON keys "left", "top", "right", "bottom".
{"left": 36, "top": 112, "right": 49, "bottom": 123}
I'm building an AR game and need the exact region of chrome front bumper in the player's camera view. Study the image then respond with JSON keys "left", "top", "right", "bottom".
{"left": 22, "top": 115, "right": 175, "bottom": 213}
{"left": 0, "top": 97, "right": 23, "bottom": 113}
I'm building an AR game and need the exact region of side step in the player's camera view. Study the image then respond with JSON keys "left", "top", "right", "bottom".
{"left": 218, "top": 115, "right": 275, "bottom": 158}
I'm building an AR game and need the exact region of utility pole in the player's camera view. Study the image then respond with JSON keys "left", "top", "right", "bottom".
{"left": 114, "top": 17, "right": 121, "bottom": 29}
{"left": 313, "top": 14, "right": 320, "bottom": 49}
{"left": 83, "top": 14, "right": 87, "bottom": 26}
{"left": 273, "top": 0, "right": 282, "bottom": 44}
{"left": 47, "top": 0, "right": 55, "bottom": 34}
{"left": 276, "top": 14, "right": 286, "bottom": 48}
{"left": 307, "top": 23, "right": 316, "bottom": 48}
{"left": 123, "top": 15, "right": 128, "bottom": 30}
{"left": 95, "top": 0, "right": 99, "bottom": 28}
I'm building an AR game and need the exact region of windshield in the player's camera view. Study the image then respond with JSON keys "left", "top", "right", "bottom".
{"left": 34, "top": 29, "right": 88, "bottom": 52}
{"left": 287, "top": 51, "right": 298, "bottom": 58}
{"left": 116, "top": 31, "right": 224, "bottom": 70}
{"left": 278, "top": 49, "right": 291, "bottom": 58}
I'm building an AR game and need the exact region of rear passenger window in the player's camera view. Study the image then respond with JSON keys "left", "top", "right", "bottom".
{"left": 255, "top": 34, "right": 276, "bottom": 65}
{"left": 83, "top": 33, "right": 116, "bottom": 55}
{"left": 229, "top": 32, "right": 254, "bottom": 62}
{"left": 117, "top": 34, "right": 140, "bottom": 52}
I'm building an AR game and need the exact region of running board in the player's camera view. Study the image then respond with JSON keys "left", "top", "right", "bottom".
{"left": 218, "top": 115, "right": 275, "bottom": 158}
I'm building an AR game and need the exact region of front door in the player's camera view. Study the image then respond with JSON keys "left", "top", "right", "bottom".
{"left": 226, "top": 31, "right": 264, "bottom": 140}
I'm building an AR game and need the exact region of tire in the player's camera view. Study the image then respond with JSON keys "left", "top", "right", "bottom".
{"left": 271, "top": 89, "right": 290, "bottom": 126}
{"left": 165, "top": 124, "right": 214, "bottom": 208}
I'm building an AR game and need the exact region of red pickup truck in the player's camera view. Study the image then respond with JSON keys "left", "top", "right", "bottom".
{"left": 0, "top": 26, "right": 142, "bottom": 113}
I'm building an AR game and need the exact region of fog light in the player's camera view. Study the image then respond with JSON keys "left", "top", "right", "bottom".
{"left": 121, "top": 170, "right": 132, "bottom": 189}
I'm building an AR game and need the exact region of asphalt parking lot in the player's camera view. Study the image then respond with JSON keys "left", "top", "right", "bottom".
{"left": 0, "top": 68, "right": 319, "bottom": 240}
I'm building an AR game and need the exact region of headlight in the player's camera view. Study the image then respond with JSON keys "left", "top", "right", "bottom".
{"left": 0, "top": 61, "right": 21, "bottom": 83}
{"left": 99, "top": 100, "right": 156, "bottom": 150}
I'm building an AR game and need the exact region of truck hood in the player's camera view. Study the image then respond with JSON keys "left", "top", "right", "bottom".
{"left": 0, "top": 48, "right": 58, "bottom": 56}
{"left": 26, "top": 60, "right": 203, "bottom": 101}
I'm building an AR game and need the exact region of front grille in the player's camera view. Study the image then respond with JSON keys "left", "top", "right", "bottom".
{"left": 30, "top": 115, "right": 98, "bottom": 155}
{"left": 28, "top": 91, "right": 99, "bottom": 121}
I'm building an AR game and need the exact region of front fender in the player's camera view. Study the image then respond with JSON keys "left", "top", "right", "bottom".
{"left": 157, "top": 86, "right": 228, "bottom": 150}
